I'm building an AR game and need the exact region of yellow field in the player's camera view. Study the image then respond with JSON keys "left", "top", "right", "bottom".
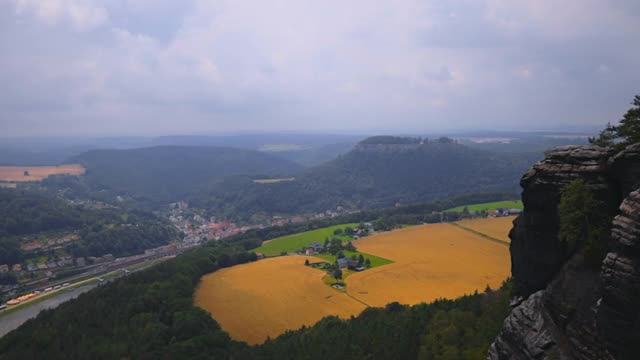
{"left": 194, "top": 218, "right": 513, "bottom": 344}
{"left": 194, "top": 256, "right": 366, "bottom": 345}
{"left": 345, "top": 222, "right": 511, "bottom": 307}
{"left": 454, "top": 216, "right": 516, "bottom": 242}
{"left": 0, "top": 164, "right": 85, "bottom": 182}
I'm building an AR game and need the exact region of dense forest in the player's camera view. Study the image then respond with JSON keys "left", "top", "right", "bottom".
{"left": 52, "top": 138, "right": 536, "bottom": 218}
{"left": 0, "top": 231, "right": 511, "bottom": 360}
{"left": 192, "top": 138, "right": 538, "bottom": 219}
{"left": 68, "top": 145, "right": 303, "bottom": 204}
{"left": 0, "top": 189, "right": 178, "bottom": 263}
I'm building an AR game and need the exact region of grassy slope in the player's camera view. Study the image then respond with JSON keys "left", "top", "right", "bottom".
{"left": 252, "top": 223, "right": 359, "bottom": 256}
{"left": 446, "top": 200, "right": 523, "bottom": 212}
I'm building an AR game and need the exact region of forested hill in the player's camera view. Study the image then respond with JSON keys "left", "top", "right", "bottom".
{"left": 68, "top": 146, "right": 304, "bottom": 203}
{"left": 194, "top": 137, "right": 540, "bottom": 218}
{"left": 0, "top": 189, "right": 178, "bottom": 264}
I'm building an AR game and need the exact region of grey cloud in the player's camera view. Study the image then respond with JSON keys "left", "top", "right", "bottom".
{"left": 1, "top": 0, "right": 639, "bottom": 136}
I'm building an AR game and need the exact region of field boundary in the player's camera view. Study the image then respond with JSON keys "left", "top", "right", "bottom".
{"left": 345, "top": 292, "right": 371, "bottom": 308}
{"left": 449, "top": 223, "right": 510, "bottom": 247}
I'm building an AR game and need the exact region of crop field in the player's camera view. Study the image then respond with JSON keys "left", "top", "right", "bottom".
{"left": 252, "top": 177, "right": 296, "bottom": 184}
{"left": 446, "top": 200, "right": 522, "bottom": 212}
{"left": 194, "top": 256, "right": 366, "bottom": 344}
{"left": 0, "top": 164, "right": 85, "bottom": 182}
{"left": 344, "top": 221, "right": 511, "bottom": 307}
{"left": 454, "top": 216, "right": 516, "bottom": 243}
{"left": 196, "top": 218, "right": 512, "bottom": 343}
{"left": 253, "top": 223, "right": 359, "bottom": 256}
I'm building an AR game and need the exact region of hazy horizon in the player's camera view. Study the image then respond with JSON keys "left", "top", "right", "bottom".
{"left": 2, "top": 1, "right": 639, "bottom": 136}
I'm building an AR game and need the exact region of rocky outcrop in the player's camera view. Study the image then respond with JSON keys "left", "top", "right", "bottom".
{"left": 598, "top": 190, "right": 640, "bottom": 358}
{"left": 512, "top": 145, "right": 615, "bottom": 297}
{"left": 489, "top": 143, "right": 640, "bottom": 360}
{"left": 609, "top": 143, "right": 640, "bottom": 198}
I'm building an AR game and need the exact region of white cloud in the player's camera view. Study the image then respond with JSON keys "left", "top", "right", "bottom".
{"left": 14, "top": 0, "right": 109, "bottom": 31}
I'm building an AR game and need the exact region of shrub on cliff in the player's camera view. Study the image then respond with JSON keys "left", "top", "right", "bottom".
{"left": 590, "top": 94, "right": 640, "bottom": 149}
{"left": 559, "top": 180, "right": 610, "bottom": 267}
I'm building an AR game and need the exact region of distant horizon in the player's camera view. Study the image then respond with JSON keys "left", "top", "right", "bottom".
{"left": 1, "top": 127, "right": 601, "bottom": 141}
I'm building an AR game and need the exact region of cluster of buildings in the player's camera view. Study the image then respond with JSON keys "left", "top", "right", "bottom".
{"left": 487, "top": 208, "right": 522, "bottom": 217}
{"left": 20, "top": 234, "right": 79, "bottom": 252}
{"left": 168, "top": 201, "right": 329, "bottom": 247}
{"left": 1, "top": 253, "right": 114, "bottom": 278}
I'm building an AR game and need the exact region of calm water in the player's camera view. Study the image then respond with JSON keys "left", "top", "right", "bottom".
{"left": 0, "top": 284, "right": 97, "bottom": 338}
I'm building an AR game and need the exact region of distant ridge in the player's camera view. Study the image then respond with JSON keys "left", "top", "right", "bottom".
{"left": 192, "top": 136, "right": 540, "bottom": 218}
{"left": 68, "top": 145, "right": 303, "bottom": 203}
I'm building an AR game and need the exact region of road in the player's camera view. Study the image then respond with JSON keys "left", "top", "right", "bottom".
{"left": 0, "top": 284, "right": 97, "bottom": 338}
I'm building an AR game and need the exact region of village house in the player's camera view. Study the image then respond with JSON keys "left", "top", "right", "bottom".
{"left": 11, "top": 264, "right": 22, "bottom": 272}
{"left": 0, "top": 264, "right": 9, "bottom": 273}
{"left": 337, "top": 258, "right": 365, "bottom": 271}
{"left": 337, "top": 258, "right": 349, "bottom": 269}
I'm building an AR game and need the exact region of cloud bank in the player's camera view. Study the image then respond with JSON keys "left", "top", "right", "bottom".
{"left": 2, "top": 0, "right": 639, "bottom": 136}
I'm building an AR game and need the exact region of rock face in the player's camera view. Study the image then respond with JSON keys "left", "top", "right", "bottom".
{"left": 609, "top": 143, "right": 640, "bottom": 197}
{"left": 512, "top": 145, "right": 615, "bottom": 297}
{"left": 598, "top": 190, "right": 640, "bottom": 358}
{"left": 489, "top": 144, "right": 640, "bottom": 360}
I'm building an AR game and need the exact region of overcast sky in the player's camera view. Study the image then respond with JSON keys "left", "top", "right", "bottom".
{"left": 1, "top": 0, "right": 639, "bottom": 137}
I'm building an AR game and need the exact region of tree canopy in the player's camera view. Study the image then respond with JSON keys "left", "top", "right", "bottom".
{"left": 590, "top": 95, "right": 640, "bottom": 149}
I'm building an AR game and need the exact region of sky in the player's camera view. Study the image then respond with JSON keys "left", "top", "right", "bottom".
{"left": 1, "top": 0, "right": 639, "bottom": 137}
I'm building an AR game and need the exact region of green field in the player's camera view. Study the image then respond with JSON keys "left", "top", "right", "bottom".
{"left": 446, "top": 200, "right": 523, "bottom": 213}
{"left": 253, "top": 223, "right": 360, "bottom": 256}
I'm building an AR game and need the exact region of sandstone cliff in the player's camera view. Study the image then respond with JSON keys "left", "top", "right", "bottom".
{"left": 489, "top": 144, "right": 640, "bottom": 360}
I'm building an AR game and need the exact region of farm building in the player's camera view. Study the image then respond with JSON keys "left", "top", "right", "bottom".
{"left": 308, "top": 242, "right": 324, "bottom": 251}
{"left": 304, "top": 248, "right": 315, "bottom": 255}
{"left": 337, "top": 258, "right": 362, "bottom": 270}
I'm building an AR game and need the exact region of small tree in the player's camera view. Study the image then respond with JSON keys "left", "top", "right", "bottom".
{"left": 333, "top": 268, "right": 343, "bottom": 280}
{"left": 346, "top": 241, "right": 356, "bottom": 252}
{"left": 365, "top": 258, "right": 371, "bottom": 268}
{"left": 358, "top": 254, "right": 365, "bottom": 265}
{"left": 462, "top": 206, "right": 470, "bottom": 216}
{"left": 337, "top": 251, "right": 345, "bottom": 259}
{"left": 304, "top": 259, "right": 310, "bottom": 266}
{"left": 333, "top": 228, "right": 343, "bottom": 235}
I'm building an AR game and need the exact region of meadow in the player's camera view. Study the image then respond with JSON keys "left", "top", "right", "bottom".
{"left": 0, "top": 164, "right": 85, "bottom": 182}
{"left": 194, "top": 255, "right": 366, "bottom": 344}
{"left": 252, "top": 223, "right": 359, "bottom": 256}
{"left": 446, "top": 200, "right": 522, "bottom": 212}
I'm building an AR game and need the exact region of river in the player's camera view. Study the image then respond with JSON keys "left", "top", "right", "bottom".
{"left": 0, "top": 284, "right": 98, "bottom": 338}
